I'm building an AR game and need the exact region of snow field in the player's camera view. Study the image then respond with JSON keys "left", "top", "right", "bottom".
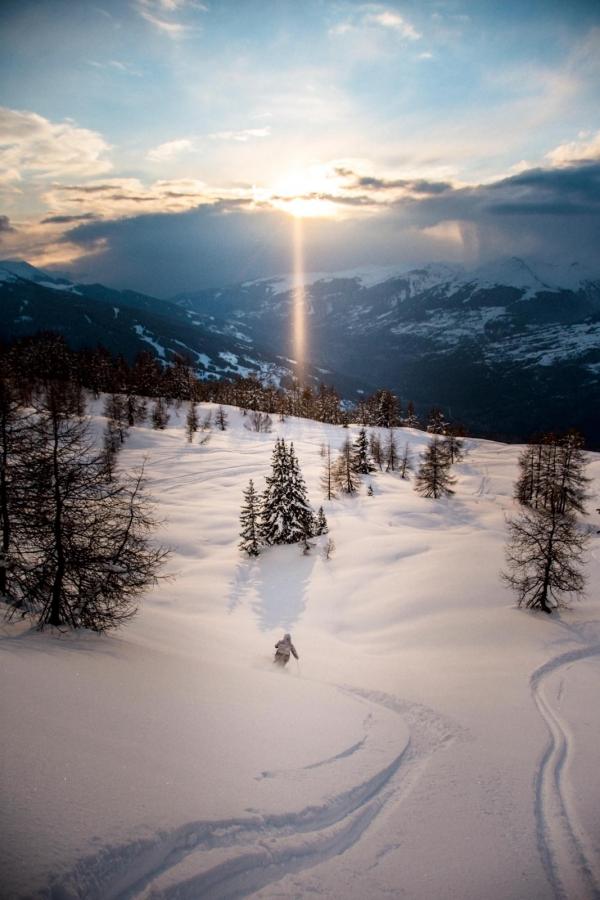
{"left": 1, "top": 401, "right": 600, "bottom": 899}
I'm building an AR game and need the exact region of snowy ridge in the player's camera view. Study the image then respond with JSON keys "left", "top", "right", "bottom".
{"left": 241, "top": 257, "right": 599, "bottom": 297}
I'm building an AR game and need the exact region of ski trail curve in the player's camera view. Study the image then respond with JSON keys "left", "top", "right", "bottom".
{"left": 531, "top": 645, "right": 600, "bottom": 900}
{"left": 47, "top": 689, "right": 459, "bottom": 900}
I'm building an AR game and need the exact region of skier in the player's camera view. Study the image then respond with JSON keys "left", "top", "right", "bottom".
{"left": 274, "top": 633, "right": 299, "bottom": 667}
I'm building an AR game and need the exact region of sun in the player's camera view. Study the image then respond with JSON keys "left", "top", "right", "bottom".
{"left": 277, "top": 196, "right": 338, "bottom": 218}
{"left": 265, "top": 169, "right": 340, "bottom": 218}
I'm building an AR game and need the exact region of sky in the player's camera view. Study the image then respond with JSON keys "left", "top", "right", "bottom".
{"left": 0, "top": 0, "right": 599, "bottom": 295}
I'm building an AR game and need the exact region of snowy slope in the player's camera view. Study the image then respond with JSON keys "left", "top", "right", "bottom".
{"left": 1, "top": 406, "right": 600, "bottom": 899}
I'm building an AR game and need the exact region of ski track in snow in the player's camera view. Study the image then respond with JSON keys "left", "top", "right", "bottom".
{"left": 531, "top": 640, "right": 600, "bottom": 900}
{"left": 46, "top": 690, "right": 459, "bottom": 900}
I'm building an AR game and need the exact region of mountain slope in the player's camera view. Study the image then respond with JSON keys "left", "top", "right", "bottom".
{"left": 175, "top": 258, "right": 600, "bottom": 445}
{"left": 0, "top": 262, "right": 355, "bottom": 390}
{"left": 2, "top": 404, "right": 599, "bottom": 898}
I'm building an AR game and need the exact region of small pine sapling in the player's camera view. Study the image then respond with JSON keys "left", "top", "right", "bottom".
{"left": 239, "top": 479, "right": 262, "bottom": 557}
{"left": 351, "top": 427, "right": 376, "bottom": 474}
{"left": 151, "top": 397, "right": 170, "bottom": 430}
{"left": 323, "top": 537, "right": 336, "bottom": 560}
{"left": 186, "top": 401, "right": 199, "bottom": 442}
{"left": 314, "top": 506, "right": 329, "bottom": 535}
{"left": 215, "top": 405, "right": 228, "bottom": 431}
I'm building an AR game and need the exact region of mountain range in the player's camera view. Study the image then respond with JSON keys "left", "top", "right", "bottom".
{"left": 1, "top": 256, "right": 600, "bottom": 446}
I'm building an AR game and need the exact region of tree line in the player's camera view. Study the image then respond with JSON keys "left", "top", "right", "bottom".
{"left": 1, "top": 332, "right": 464, "bottom": 436}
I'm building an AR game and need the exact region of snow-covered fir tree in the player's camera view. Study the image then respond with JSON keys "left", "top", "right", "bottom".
{"left": 415, "top": 437, "right": 456, "bottom": 499}
{"left": 403, "top": 401, "right": 420, "bottom": 429}
{"left": 261, "top": 438, "right": 314, "bottom": 545}
{"left": 287, "top": 442, "right": 316, "bottom": 544}
{"left": 426, "top": 407, "right": 449, "bottom": 435}
{"left": 352, "top": 427, "right": 376, "bottom": 474}
{"left": 374, "top": 389, "right": 401, "bottom": 428}
{"left": 314, "top": 506, "right": 329, "bottom": 535}
{"left": 239, "top": 479, "right": 262, "bottom": 557}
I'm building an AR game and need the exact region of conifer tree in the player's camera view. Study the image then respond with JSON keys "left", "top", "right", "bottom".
{"left": 151, "top": 397, "right": 169, "bottom": 430}
{"left": 403, "top": 401, "right": 420, "bottom": 429}
{"left": 261, "top": 438, "right": 289, "bottom": 544}
{"left": 321, "top": 444, "right": 337, "bottom": 500}
{"left": 239, "top": 479, "right": 262, "bottom": 557}
{"left": 399, "top": 441, "right": 413, "bottom": 480}
{"left": 314, "top": 506, "right": 329, "bottom": 535}
{"left": 261, "top": 439, "right": 314, "bottom": 545}
{"left": 104, "top": 394, "right": 128, "bottom": 444}
{"left": 426, "top": 407, "right": 449, "bottom": 435}
{"left": 287, "top": 442, "right": 315, "bottom": 544}
{"left": 126, "top": 393, "right": 147, "bottom": 427}
{"left": 415, "top": 437, "right": 456, "bottom": 498}
{"left": 102, "top": 420, "right": 121, "bottom": 482}
{"left": 215, "top": 405, "right": 228, "bottom": 431}
{"left": 385, "top": 429, "right": 399, "bottom": 472}
{"left": 186, "top": 401, "right": 199, "bottom": 442}
{"left": 369, "top": 432, "right": 384, "bottom": 470}
{"left": 0, "top": 376, "right": 29, "bottom": 604}
{"left": 8, "top": 390, "right": 167, "bottom": 631}
{"left": 334, "top": 438, "right": 361, "bottom": 495}
{"left": 515, "top": 431, "right": 589, "bottom": 515}
{"left": 352, "top": 427, "right": 375, "bottom": 474}
{"left": 502, "top": 505, "right": 588, "bottom": 614}
{"left": 554, "top": 431, "right": 590, "bottom": 514}
{"left": 442, "top": 433, "right": 465, "bottom": 465}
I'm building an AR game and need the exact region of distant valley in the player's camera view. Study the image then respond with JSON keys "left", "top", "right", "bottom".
{"left": 2, "top": 256, "right": 600, "bottom": 446}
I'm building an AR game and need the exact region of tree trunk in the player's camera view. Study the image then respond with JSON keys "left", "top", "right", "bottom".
{"left": 538, "top": 521, "right": 556, "bottom": 614}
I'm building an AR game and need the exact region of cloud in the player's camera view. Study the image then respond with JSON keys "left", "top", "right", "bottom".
{"left": 331, "top": 4, "right": 420, "bottom": 41}
{"left": 147, "top": 139, "right": 194, "bottom": 161}
{"left": 363, "top": 8, "right": 421, "bottom": 40}
{"left": 0, "top": 106, "right": 111, "bottom": 186}
{"left": 208, "top": 128, "right": 271, "bottom": 142}
{"left": 87, "top": 59, "right": 142, "bottom": 76}
{"left": 546, "top": 130, "right": 600, "bottom": 166}
{"left": 41, "top": 213, "right": 99, "bottom": 225}
{"left": 134, "top": 0, "right": 207, "bottom": 37}
{"left": 335, "top": 167, "right": 452, "bottom": 195}
{"left": 41, "top": 178, "right": 212, "bottom": 218}
{"left": 53, "top": 158, "right": 600, "bottom": 293}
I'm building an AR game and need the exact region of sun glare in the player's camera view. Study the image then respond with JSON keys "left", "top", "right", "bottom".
{"left": 280, "top": 196, "right": 338, "bottom": 218}
{"left": 292, "top": 216, "right": 306, "bottom": 378}
{"left": 268, "top": 169, "right": 340, "bottom": 219}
